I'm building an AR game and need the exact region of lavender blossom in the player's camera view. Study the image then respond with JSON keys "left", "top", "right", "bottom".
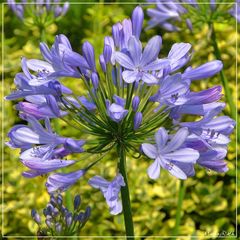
{"left": 142, "top": 127, "right": 199, "bottom": 180}
{"left": 89, "top": 174, "right": 125, "bottom": 215}
{"left": 115, "top": 36, "right": 169, "bottom": 84}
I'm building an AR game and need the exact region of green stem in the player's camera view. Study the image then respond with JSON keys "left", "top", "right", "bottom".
{"left": 173, "top": 180, "right": 185, "bottom": 239}
{"left": 117, "top": 145, "right": 134, "bottom": 239}
{"left": 210, "top": 23, "right": 237, "bottom": 121}
{"left": 210, "top": 23, "right": 240, "bottom": 142}
{"left": 65, "top": 191, "right": 73, "bottom": 212}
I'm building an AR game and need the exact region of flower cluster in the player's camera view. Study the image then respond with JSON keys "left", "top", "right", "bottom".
{"left": 31, "top": 194, "right": 91, "bottom": 237}
{"left": 146, "top": 0, "right": 239, "bottom": 32}
{"left": 7, "top": 0, "right": 69, "bottom": 20}
{"left": 6, "top": 6, "right": 235, "bottom": 215}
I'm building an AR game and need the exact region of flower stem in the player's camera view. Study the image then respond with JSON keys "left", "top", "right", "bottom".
{"left": 117, "top": 145, "right": 134, "bottom": 239}
{"left": 210, "top": 23, "right": 239, "bottom": 141}
{"left": 172, "top": 180, "right": 185, "bottom": 239}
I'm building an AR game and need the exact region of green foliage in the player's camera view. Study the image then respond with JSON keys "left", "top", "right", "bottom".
{"left": 1, "top": 2, "right": 238, "bottom": 238}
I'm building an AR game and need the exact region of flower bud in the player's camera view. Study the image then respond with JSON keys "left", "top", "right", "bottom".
{"left": 74, "top": 195, "right": 81, "bottom": 211}
{"left": 65, "top": 212, "right": 73, "bottom": 227}
{"left": 134, "top": 112, "right": 142, "bottom": 130}
{"left": 82, "top": 41, "right": 96, "bottom": 71}
{"left": 31, "top": 209, "right": 41, "bottom": 224}
{"left": 84, "top": 206, "right": 91, "bottom": 221}
{"left": 91, "top": 72, "right": 99, "bottom": 90}
{"left": 55, "top": 222, "right": 62, "bottom": 233}
{"left": 132, "top": 6, "right": 144, "bottom": 39}
{"left": 103, "top": 44, "right": 112, "bottom": 64}
{"left": 99, "top": 55, "right": 106, "bottom": 73}
{"left": 132, "top": 96, "right": 140, "bottom": 112}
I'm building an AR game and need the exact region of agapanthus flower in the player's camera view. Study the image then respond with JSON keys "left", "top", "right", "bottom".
{"left": 142, "top": 127, "right": 199, "bottom": 180}
{"left": 8, "top": 0, "right": 69, "bottom": 21}
{"left": 146, "top": 0, "right": 238, "bottom": 31}
{"left": 89, "top": 174, "right": 125, "bottom": 215}
{"left": 115, "top": 36, "right": 169, "bottom": 84}
{"left": 6, "top": 6, "right": 235, "bottom": 223}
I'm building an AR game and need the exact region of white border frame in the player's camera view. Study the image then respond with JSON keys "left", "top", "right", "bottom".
{"left": 1, "top": 1, "right": 238, "bottom": 239}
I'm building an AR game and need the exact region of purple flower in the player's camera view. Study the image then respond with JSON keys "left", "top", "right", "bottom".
{"left": 7, "top": 0, "right": 24, "bottom": 19}
{"left": 22, "top": 158, "right": 75, "bottom": 178}
{"left": 5, "top": 57, "right": 72, "bottom": 101}
{"left": 182, "top": 60, "right": 223, "bottom": 81}
{"left": 152, "top": 73, "right": 190, "bottom": 107}
{"left": 115, "top": 36, "right": 169, "bottom": 84}
{"left": 146, "top": 1, "right": 187, "bottom": 31}
{"left": 89, "top": 174, "right": 125, "bottom": 215}
{"left": 46, "top": 169, "right": 85, "bottom": 193}
{"left": 229, "top": 1, "right": 240, "bottom": 22}
{"left": 197, "top": 148, "right": 228, "bottom": 173}
{"left": 169, "top": 85, "right": 224, "bottom": 119}
{"left": 36, "top": 35, "right": 89, "bottom": 80}
{"left": 16, "top": 95, "right": 66, "bottom": 119}
{"left": 142, "top": 127, "right": 199, "bottom": 180}
{"left": 106, "top": 95, "right": 128, "bottom": 123}
{"left": 180, "top": 107, "right": 235, "bottom": 147}
{"left": 7, "top": 115, "right": 85, "bottom": 160}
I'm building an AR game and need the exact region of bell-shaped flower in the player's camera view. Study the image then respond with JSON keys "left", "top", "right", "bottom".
{"left": 16, "top": 95, "right": 67, "bottom": 119}
{"left": 142, "top": 127, "right": 199, "bottom": 180}
{"left": 89, "top": 174, "right": 125, "bottom": 215}
{"left": 22, "top": 157, "right": 75, "bottom": 178}
{"left": 180, "top": 107, "right": 235, "bottom": 147}
{"left": 169, "top": 85, "right": 224, "bottom": 119}
{"left": 197, "top": 147, "right": 228, "bottom": 173}
{"left": 34, "top": 34, "right": 90, "bottom": 81}
{"left": 152, "top": 73, "right": 190, "bottom": 107}
{"left": 115, "top": 36, "right": 169, "bottom": 84}
{"left": 46, "top": 169, "right": 86, "bottom": 193}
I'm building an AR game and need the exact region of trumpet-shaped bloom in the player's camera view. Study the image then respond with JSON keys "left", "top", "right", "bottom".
{"left": 142, "top": 127, "right": 199, "bottom": 180}
{"left": 46, "top": 169, "right": 85, "bottom": 193}
{"left": 89, "top": 174, "right": 125, "bottom": 215}
{"left": 180, "top": 106, "right": 235, "bottom": 145}
{"left": 115, "top": 36, "right": 169, "bottom": 84}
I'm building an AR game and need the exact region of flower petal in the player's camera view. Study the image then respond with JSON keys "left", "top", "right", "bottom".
{"left": 128, "top": 36, "right": 142, "bottom": 66}
{"left": 163, "top": 127, "right": 189, "bottom": 152}
{"left": 147, "top": 158, "right": 161, "bottom": 179}
{"left": 115, "top": 52, "right": 135, "bottom": 69}
{"left": 155, "top": 127, "right": 168, "bottom": 149}
{"left": 164, "top": 148, "right": 199, "bottom": 163}
{"left": 142, "top": 143, "right": 158, "bottom": 159}
{"left": 142, "top": 73, "right": 158, "bottom": 84}
{"left": 122, "top": 70, "right": 139, "bottom": 83}
{"left": 140, "top": 35, "right": 162, "bottom": 66}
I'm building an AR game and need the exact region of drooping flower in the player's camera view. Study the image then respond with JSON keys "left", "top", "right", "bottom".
{"left": 46, "top": 169, "right": 85, "bottom": 193}
{"left": 89, "top": 174, "right": 125, "bottom": 215}
{"left": 142, "top": 127, "right": 199, "bottom": 180}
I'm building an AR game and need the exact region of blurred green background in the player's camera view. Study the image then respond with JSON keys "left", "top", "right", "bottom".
{"left": 1, "top": 0, "right": 239, "bottom": 239}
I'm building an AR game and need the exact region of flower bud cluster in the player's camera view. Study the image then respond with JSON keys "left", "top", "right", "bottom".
{"left": 31, "top": 194, "right": 91, "bottom": 237}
